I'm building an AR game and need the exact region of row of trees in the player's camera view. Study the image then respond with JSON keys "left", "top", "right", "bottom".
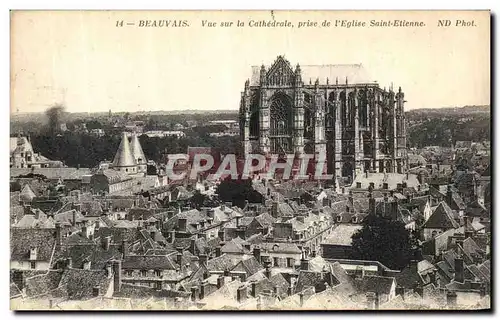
{"left": 407, "top": 116, "right": 490, "bottom": 148}
{"left": 29, "top": 131, "right": 242, "bottom": 168}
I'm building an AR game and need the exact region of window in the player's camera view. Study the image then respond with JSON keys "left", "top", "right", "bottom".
{"left": 30, "top": 261, "right": 36, "bottom": 269}
{"left": 356, "top": 182, "right": 362, "bottom": 188}
{"left": 273, "top": 257, "right": 279, "bottom": 267}
{"left": 155, "top": 270, "right": 162, "bottom": 277}
{"left": 141, "top": 270, "right": 147, "bottom": 277}
{"left": 287, "top": 258, "right": 294, "bottom": 268}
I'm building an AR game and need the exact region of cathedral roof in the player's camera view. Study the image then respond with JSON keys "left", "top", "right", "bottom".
{"left": 130, "top": 133, "right": 147, "bottom": 163}
{"left": 250, "top": 63, "right": 372, "bottom": 86}
{"left": 112, "top": 132, "right": 136, "bottom": 168}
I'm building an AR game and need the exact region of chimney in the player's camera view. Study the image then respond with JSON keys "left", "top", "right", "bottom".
{"left": 348, "top": 191, "right": 354, "bottom": 206}
{"left": 121, "top": 240, "right": 128, "bottom": 258}
{"left": 300, "top": 256, "right": 310, "bottom": 271}
{"left": 220, "top": 204, "right": 225, "bottom": 211}
{"left": 217, "top": 276, "right": 225, "bottom": 289}
{"left": 215, "top": 246, "right": 222, "bottom": 257}
{"left": 253, "top": 246, "right": 261, "bottom": 263}
{"left": 66, "top": 257, "right": 73, "bottom": 269}
{"left": 113, "top": 260, "right": 122, "bottom": 293}
{"left": 92, "top": 286, "right": 100, "bottom": 297}
{"left": 72, "top": 210, "right": 77, "bottom": 226}
{"left": 208, "top": 208, "right": 215, "bottom": 219}
{"left": 454, "top": 257, "right": 464, "bottom": 283}
{"left": 218, "top": 229, "right": 225, "bottom": 242}
{"left": 55, "top": 222, "right": 62, "bottom": 245}
{"left": 236, "top": 286, "right": 247, "bottom": 304}
{"left": 429, "top": 271, "right": 436, "bottom": 285}
{"left": 237, "top": 228, "right": 246, "bottom": 240}
{"left": 369, "top": 193, "right": 376, "bottom": 216}
{"left": 106, "top": 263, "right": 113, "bottom": 278}
{"left": 178, "top": 218, "right": 187, "bottom": 232}
{"left": 273, "top": 285, "right": 278, "bottom": 296}
{"left": 102, "top": 236, "right": 111, "bottom": 251}
{"left": 251, "top": 281, "right": 257, "bottom": 297}
{"left": 170, "top": 230, "right": 176, "bottom": 244}
{"left": 264, "top": 260, "right": 272, "bottom": 279}
{"left": 150, "top": 230, "right": 156, "bottom": 240}
{"left": 446, "top": 185, "right": 453, "bottom": 207}
{"left": 191, "top": 286, "right": 199, "bottom": 302}
{"left": 287, "top": 286, "right": 293, "bottom": 296}
{"left": 271, "top": 201, "right": 278, "bottom": 218}
{"left": 23, "top": 204, "right": 32, "bottom": 216}
{"left": 199, "top": 254, "right": 208, "bottom": 266}
{"left": 190, "top": 238, "right": 197, "bottom": 255}
{"left": 446, "top": 291, "right": 457, "bottom": 307}
{"left": 366, "top": 292, "right": 377, "bottom": 309}
{"left": 299, "top": 292, "right": 304, "bottom": 307}
{"left": 200, "top": 281, "right": 208, "bottom": 300}
{"left": 81, "top": 225, "right": 88, "bottom": 238}
{"left": 176, "top": 252, "right": 183, "bottom": 269}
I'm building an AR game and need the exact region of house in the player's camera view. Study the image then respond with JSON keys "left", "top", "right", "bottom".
{"left": 11, "top": 228, "right": 57, "bottom": 271}
{"left": 321, "top": 225, "right": 362, "bottom": 260}
{"left": 421, "top": 202, "right": 460, "bottom": 241}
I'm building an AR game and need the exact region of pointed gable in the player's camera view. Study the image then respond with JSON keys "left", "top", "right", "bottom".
{"left": 465, "top": 199, "right": 489, "bottom": 219}
{"left": 20, "top": 184, "right": 36, "bottom": 202}
{"left": 112, "top": 132, "right": 136, "bottom": 167}
{"left": 422, "top": 201, "right": 460, "bottom": 230}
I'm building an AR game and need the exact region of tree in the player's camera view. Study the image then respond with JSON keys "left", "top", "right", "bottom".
{"left": 216, "top": 179, "right": 263, "bottom": 208}
{"left": 10, "top": 181, "right": 21, "bottom": 192}
{"left": 350, "top": 215, "right": 418, "bottom": 270}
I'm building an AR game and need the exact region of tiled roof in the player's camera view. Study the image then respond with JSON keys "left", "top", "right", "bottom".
{"left": 353, "top": 275, "right": 395, "bottom": 296}
{"left": 322, "top": 225, "right": 362, "bottom": 246}
{"left": 52, "top": 242, "right": 122, "bottom": 270}
{"left": 206, "top": 254, "right": 237, "bottom": 272}
{"left": 25, "top": 270, "right": 64, "bottom": 297}
{"left": 122, "top": 255, "right": 177, "bottom": 270}
{"left": 465, "top": 200, "right": 489, "bottom": 219}
{"left": 259, "top": 242, "right": 302, "bottom": 254}
{"left": 294, "top": 270, "right": 340, "bottom": 294}
{"left": 422, "top": 202, "right": 460, "bottom": 230}
{"left": 11, "top": 167, "right": 92, "bottom": 180}
{"left": 53, "top": 269, "right": 112, "bottom": 300}
{"left": 11, "top": 228, "right": 56, "bottom": 262}
{"left": 231, "top": 256, "right": 263, "bottom": 276}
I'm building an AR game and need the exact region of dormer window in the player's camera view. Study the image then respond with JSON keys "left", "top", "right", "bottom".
{"left": 356, "top": 182, "right": 362, "bottom": 189}
{"left": 29, "top": 247, "right": 37, "bottom": 261}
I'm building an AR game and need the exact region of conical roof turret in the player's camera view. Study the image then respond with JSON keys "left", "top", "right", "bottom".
{"left": 113, "top": 132, "right": 136, "bottom": 167}
{"left": 130, "top": 133, "right": 147, "bottom": 164}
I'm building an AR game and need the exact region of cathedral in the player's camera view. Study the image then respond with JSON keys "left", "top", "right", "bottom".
{"left": 239, "top": 56, "right": 408, "bottom": 180}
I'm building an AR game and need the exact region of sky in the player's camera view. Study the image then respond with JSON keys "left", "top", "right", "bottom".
{"left": 10, "top": 10, "right": 490, "bottom": 114}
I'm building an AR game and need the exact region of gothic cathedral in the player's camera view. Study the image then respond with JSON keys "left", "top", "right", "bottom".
{"left": 239, "top": 56, "right": 408, "bottom": 180}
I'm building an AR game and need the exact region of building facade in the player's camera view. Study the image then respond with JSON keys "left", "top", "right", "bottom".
{"left": 239, "top": 56, "right": 408, "bottom": 179}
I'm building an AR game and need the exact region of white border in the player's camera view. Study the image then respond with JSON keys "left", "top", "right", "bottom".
{"left": 1, "top": 1, "right": 497, "bottom": 319}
